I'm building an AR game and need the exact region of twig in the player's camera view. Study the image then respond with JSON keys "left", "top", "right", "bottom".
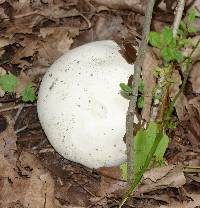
{"left": 172, "top": 0, "right": 186, "bottom": 37}
{"left": 126, "top": 0, "right": 156, "bottom": 184}
{"left": 14, "top": 103, "right": 24, "bottom": 122}
{"left": 0, "top": 103, "right": 36, "bottom": 113}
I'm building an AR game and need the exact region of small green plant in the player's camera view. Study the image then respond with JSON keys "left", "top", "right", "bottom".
{"left": 0, "top": 73, "right": 37, "bottom": 103}
{"left": 21, "top": 83, "right": 37, "bottom": 102}
{"left": 119, "top": 9, "right": 200, "bottom": 207}
{"left": 0, "top": 74, "right": 18, "bottom": 92}
{"left": 120, "top": 80, "right": 145, "bottom": 109}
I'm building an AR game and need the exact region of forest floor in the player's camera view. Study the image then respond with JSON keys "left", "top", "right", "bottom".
{"left": 0, "top": 0, "right": 200, "bottom": 207}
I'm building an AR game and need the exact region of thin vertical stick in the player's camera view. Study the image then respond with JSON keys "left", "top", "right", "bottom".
{"left": 173, "top": 0, "right": 186, "bottom": 37}
{"left": 126, "top": 0, "right": 156, "bottom": 184}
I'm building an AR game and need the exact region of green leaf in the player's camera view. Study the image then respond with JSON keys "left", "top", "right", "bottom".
{"left": 162, "top": 27, "right": 174, "bottom": 47}
{"left": 133, "top": 121, "right": 169, "bottom": 177}
{"left": 177, "top": 28, "right": 184, "bottom": 36}
{"left": 21, "top": 83, "right": 37, "bottom": 102}
{"left": 153, "top": 94, "right": 162, "bottom": 101}
{"left": 0, "top": 74, "right": 18, "bottom": 92}
{"left": 161, "top": 47, "right": 174, "bottom": 62}
{"left": 167, "top": 121, "right": 177, "bottom": 129}
{"left": 137, "top": 96, "right": 144, "bottom": 109}
{"left": 188, "top": 26, "right": 197, "bottom": 33}
{"left": 154, "top": 134, "right": 169, "bottom": 160}
{"left": 161, "top": 47, "right": 183, "bottom": 63}
{"left": 120, "top": 163, "right": 128, "bottom": 181}
{"left": 138, "top": 81, "right": 144, "bottom": 94}
{"left": 119, "top": 83, "right": 132, "bottom": 94}
{"left": 149, "top": 32, "right": 162, "bottom": 48}
{"left": 179, "top": 38, "right": 193, "bottom": 47}
{"left": 187, "top": 9, "right": 196, "bottom": 22}
{"left": 173, "top": 49, "right": 184, "bottom": 63}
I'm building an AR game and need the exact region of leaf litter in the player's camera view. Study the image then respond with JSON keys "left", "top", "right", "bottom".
{"left": 0, "top": 0, "right": 200, "bottom": 207}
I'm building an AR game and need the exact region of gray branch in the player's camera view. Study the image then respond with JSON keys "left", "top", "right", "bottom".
{"left": 126, "top": 0, "right": 156, "bottom": 184}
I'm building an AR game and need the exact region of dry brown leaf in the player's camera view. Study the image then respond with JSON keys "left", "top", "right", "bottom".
{"left": 11, "top": 37, "right": 38, "bottom": 67}
{"left": 169, "top": 70, "right": 182, "bottom": 99}
{"left": 142, "top": 49, "right": 157, "bottom": 121}
{"left": 0, "top": 117, "right": 55, "bottom": 207}
{"left": 37, "top": 27, "right": 79, "bottom": 66}
{"left": 0, "top": 151, "right": 55, "bottom": 208}
{"left": 0, "top": 37, "right": 12, "bottom": 48}
{"left": 136, "top": 165, "right": 186, "bottom": 194}
{"left": 175, "top": 93, "right": 189, "bottom": 121}
{"left": 186, "top": 97, "right": 200, "bottom": 147}
{"left": 96, "top": 176, "right": 126, "bottom": 197}
{"left": 15, "top": 71, "right": 34, "bottom": 98}
{"left": 183, "top": 35, "right": 200, "bottom": 61}
{"left": 94, "top": 166, "right": 126, "bottom": 198}
{"left": 95, "top": 15, "right": 128, "bottom": 40}
{"left": 154, "top": 193, "right": 200, "bottom": 208}
{"left": 189, "top": 62, "right": 200, "bottom": 93}
{"left": 91, "top": 0, "right": 142, "bottom": 11}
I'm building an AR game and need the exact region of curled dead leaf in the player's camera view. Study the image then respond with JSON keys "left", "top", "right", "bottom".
{"left": 189, "top": 62, "right": 200, "bottom": 94}
{"left": 136, "top": 165, "right": 186, "bottom": 194}
{"left": 142, "top": 49, "right": 157, "bottom": 121}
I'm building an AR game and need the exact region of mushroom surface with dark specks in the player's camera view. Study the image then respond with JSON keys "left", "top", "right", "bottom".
{"left": 37, "top": 40, "right": 135, "bottom": 169}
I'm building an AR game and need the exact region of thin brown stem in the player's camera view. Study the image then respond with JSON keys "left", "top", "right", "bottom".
{"left": 126, "top": 0, "right": 156, "bottom": 184}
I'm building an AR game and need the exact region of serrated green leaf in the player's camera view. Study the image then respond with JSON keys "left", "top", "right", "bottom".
{"left": 133, "top": 121, "right": 169, "bottom": 177}
{"left": 162, "top": 27, "right": 174, "bottom": 47}
{"left": 161, "top": 47, "right": 183, "bottom": 63}
{"left": 137, "top": 96, "right": 144, "bottom": 109}
{"left": 173, "top": 49, "right": 184, "bottom": 63}
{"left": 188, "top": 26, "right": 197, "bottom": 33}
{"left": 120, "top": 163, "right": 128, "bottom": 181}
{"left": 120, "top": 83, "right": 132, "bottom": 94}
{"left": 21, "top": 83, "right": 37, "bottom": 102}
{"left": 149, "top": 32, "right": 162, "bottom": 48}
{"left": 161, "top": 47, "right": 174, "bottom": 62}
{"left": 138, "top": 81, "right": 144, "bottom": 94}
{"left": 0, "top": 74, "right": 18, "bottom": 92}
{"left": 187, "top": 9, "right": 196, "bottom": 22}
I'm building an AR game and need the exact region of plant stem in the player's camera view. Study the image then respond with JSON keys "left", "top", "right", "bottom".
{"left": 183, "top": 166, "right": 200, "bottom": 173}
{"left": 119, "top": 126, "right": 164, "bottom": 208}
{"left": 167, "top": 37, "right": 200, "bottom": 121}
{"left": 126, "top": 0, "right": 156, "bottom": 185}
{"left": 150, "top": 0, "right": 186, "bottom": 120}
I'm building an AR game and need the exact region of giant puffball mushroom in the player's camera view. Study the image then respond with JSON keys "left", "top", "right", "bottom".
{"left": 37, "top": 40, "right": 134, "bottom": 169}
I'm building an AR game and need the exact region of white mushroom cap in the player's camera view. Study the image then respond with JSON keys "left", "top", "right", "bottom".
{"left": 37, "top": 40, "right": 134, "bottom": 169}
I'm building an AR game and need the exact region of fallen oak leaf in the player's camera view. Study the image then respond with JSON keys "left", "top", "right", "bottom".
{"left": 136, "top": 165, "right": 186, "bottom": 194}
